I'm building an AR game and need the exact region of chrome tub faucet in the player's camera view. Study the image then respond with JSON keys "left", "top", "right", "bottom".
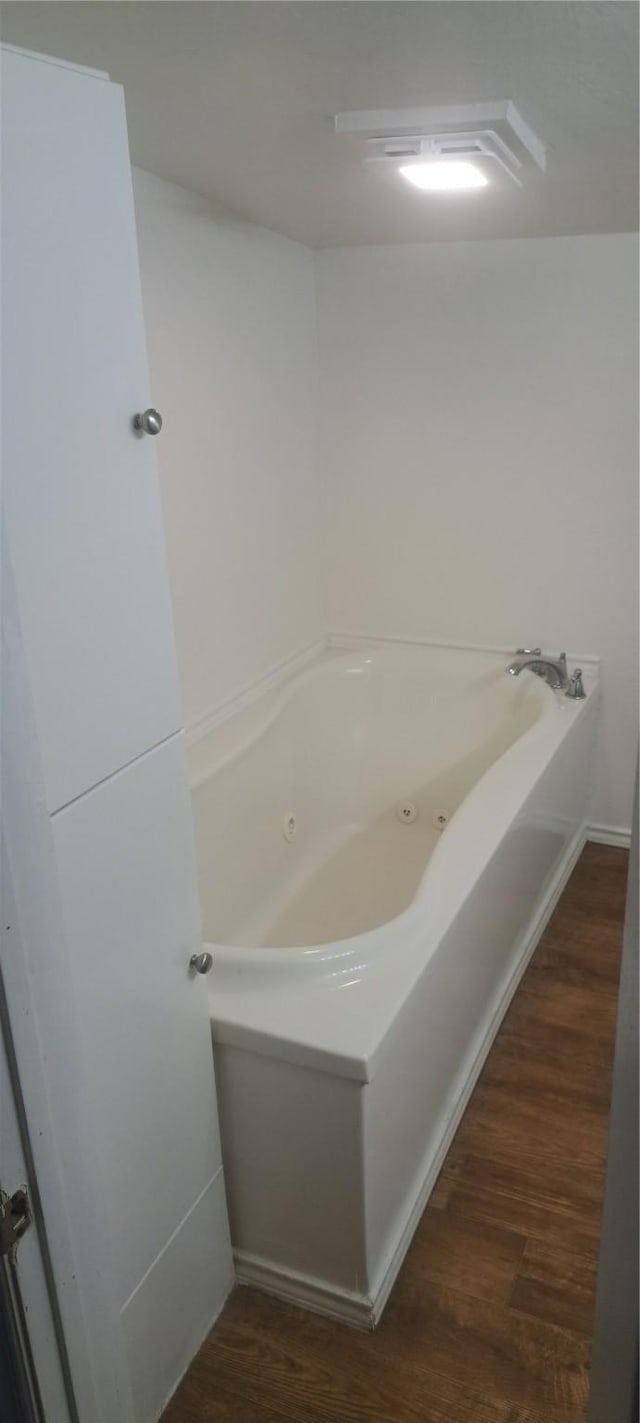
{"left": 506, "top": 648, "right": 572, "bottom": 692}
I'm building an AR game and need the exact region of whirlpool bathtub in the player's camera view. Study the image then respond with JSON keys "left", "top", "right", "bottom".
{"left": 189, "top": 642, "right": 598, "bottom": 1326}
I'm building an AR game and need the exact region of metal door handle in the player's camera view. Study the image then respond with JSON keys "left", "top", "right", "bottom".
{"left": 190, "top": 951, "right": 213, "bottom": 975}
{"left": 133, "top": 408, "right": 163, "bottom": 436}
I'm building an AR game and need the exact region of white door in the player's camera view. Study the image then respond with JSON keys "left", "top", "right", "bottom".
{"left": 0, "top": 885, "right": 73, "bottom": 1423}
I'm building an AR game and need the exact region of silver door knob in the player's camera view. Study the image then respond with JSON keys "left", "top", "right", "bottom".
{"left": 133, "top": 408, "right": 163, "bottom": 436}
{"left": 190, "top": 951, "right": 213, "bottom": 975}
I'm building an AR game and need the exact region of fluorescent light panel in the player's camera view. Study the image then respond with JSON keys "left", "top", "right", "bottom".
{"left": 399, "top": 160, "right": 488, "bottom": 192}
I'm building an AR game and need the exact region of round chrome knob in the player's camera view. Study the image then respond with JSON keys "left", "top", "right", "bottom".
{"left": 133, "top": 408, "right": 163, "bottom": 436}
{"left": 190, "top": 951, "right": 213, "bottom": 975}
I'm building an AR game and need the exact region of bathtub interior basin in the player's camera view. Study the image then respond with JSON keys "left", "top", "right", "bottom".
{"left": 190, "top": 646, "right": 549, "bottom": 949}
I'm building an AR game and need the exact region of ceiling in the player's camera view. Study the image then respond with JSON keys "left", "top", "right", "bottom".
{"left": 1, "top": 1, "right": 638, "bottom": 247}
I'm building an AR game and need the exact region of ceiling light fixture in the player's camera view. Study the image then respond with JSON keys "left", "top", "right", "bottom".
{"left": 335, "top": 101, "right": 547, "bottom": 193}
{"left": 399, "top": 160, "right": 488, "bottom": 192}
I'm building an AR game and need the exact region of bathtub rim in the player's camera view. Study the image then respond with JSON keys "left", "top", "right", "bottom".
{"left": 186, "top": 632, "right": 601, "bottom": 763}
{"left": 197, "top": 651, "right": 597, "bottom": 966}
{"left": 188, "top": 639, "right": 589, "bottom": 788}
{"left": 194, "top": 650, "right": 600, "bottom": 1084}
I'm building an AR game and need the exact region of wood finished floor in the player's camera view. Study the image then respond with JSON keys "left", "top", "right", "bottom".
{"left": 162, "top": 843, "right": 627, "bottom": 1423}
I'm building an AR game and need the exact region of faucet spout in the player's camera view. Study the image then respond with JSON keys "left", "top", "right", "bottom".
{"left": 506, "top": 649, "right": 570, "bottom": 691}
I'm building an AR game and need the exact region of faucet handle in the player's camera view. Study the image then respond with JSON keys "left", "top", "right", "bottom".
{"left": 516, "top": 647, "right": 541, "bottom": 656}
{"left": 566, "top": 669, "right": 586, "bottom": 700}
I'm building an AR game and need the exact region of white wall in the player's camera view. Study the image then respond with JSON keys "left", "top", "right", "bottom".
{"left": 132, "top": 186, "right": 637, "bottom": 832}
{"left": 133, "top": 169, "right": 323, "bottom": 730}
{"left": 316, "top": 234, "right": 638, "bottom": 833}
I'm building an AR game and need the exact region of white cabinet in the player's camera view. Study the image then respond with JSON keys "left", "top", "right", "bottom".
{"left": 2, "top": 46, "right": 182, "bottom": 814}
{"left": 1, "top": 45, "right": 233, "bottom": 1423}
{"left": 51, "top": 735, "right": 224, "bottom": 1307}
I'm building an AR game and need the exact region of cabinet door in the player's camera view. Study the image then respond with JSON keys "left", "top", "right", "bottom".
{"left": 49, "top": 733, "right": 227, "bottom": 1314}
{"left": 1, "top": 47, "right": 182, "bottom": 813}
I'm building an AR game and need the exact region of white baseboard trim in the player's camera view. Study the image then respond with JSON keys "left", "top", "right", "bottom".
{"left": 587, "top": 823, "right": 631, "bottom": 849}
{"left": 234, "top": 1251, "right": 375, "bottom": 1331}
{"left": 233, "top": 827, "right": 588, "bottom": 1331}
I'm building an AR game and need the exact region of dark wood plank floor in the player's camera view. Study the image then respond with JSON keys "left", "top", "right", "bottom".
{"left": 162, "top": 843, "right": 627, "bottom": 1423}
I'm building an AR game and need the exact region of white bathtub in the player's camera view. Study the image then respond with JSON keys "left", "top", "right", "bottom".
{"left": 189, "top": 642, "right": 598, "bottom": 1326}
